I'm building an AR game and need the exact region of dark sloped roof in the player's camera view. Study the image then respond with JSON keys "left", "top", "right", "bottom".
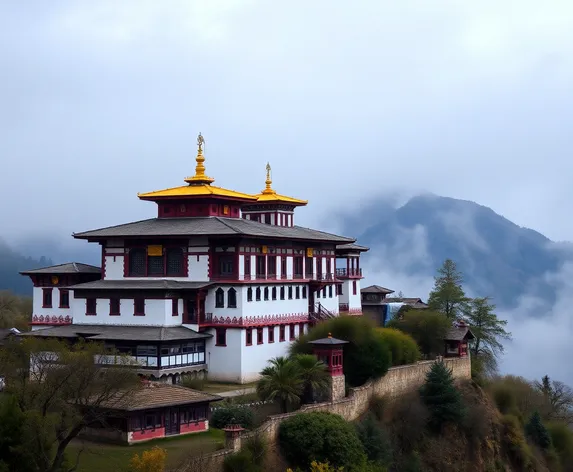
{"left": 308, "top": 336, "right": 348, "bottom": 346}
{"left": 69, "top": 280, "right": 212, "bottom": 291}
{"left": 444, "top": 326, "right": 475, "bottom": 342}
{"left": 20, "top": 262, "right": 101, "bottom": 275}
{"left": 383, "top": 297, "right": 428, "bottom": 307}
{"left": 100, "top": 383, "right": 222, "bottom": 411}
{"left": 73, "top": 217, "right": 355, "bottom": 243}
{"left": 336, "top": 243, "right": 369, "bottom": 252}
{"left": 21, "top": 324, "right": 210, "bottom": 341}
{"left": 361, "top": 285, "right": 395, "bottom": 294}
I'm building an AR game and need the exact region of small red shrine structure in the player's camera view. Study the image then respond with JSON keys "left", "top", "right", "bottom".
{"left": 309, "top": 333, "right": 348, "bottom": 377}
{"left": 444, "top": 321, "right": 475, "bottom": 358}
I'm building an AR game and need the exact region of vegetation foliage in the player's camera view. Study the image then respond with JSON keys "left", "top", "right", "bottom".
{"left": 427, "top": 258, "right": 470, "bottom": 319}
{"left": 375, "top": 327, "right": 420, "bottom": 365}
{"left": 387, "top": 310, "right": 450, "bottom": 358}
{"left": 211, "top": 405, "right": 255, "bottom": 430}
{"left": 129, "top": 446, "right": 167, "bottom": 472}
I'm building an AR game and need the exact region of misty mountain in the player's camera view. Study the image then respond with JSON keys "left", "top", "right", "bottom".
{"left": 0, "top": 239, "right": 54, "bottom": 295}
{"left": 347, "top": 194, "right": 568, "bottom": 309}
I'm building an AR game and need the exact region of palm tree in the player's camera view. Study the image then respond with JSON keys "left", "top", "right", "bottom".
{"left": 294, "top": 354, "right": 331, "bottom": 404}
{"left": 256, "top": 356, "right": 303, "bottom": 413}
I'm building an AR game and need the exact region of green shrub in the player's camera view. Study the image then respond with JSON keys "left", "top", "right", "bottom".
{"left": 525, "top": 411, "right": 552, "bottom": 450}
{"left": 547, "top": 421, "right": 573, "bottom": 468}
{"left": 211, "top": 406, "right": 255, "bottom": 430}
{"left": 419, "top": 361, "right": 465, "bottom": 432}
{"left": 355, "top": 413, "right": 392, "bottom": 466}
{"left": 500, "top": 414, "right": 533, "bottom": 469}
{"left": 376, "top": 328, "right": 420, "bottom": 366}
{"left": 180, "top": 373, "right": 207, "bottom": 390}
{"left": 369, "top": 395, "right": 386, "bottom": 421}
{"left": 244, "top": 434, "right": 267, "bottom": 467}
{"left": 279, "top": 412, "right": 367, "bottom": 471}
{"left": 223, "top": 449, "right": 257, "bottom": 472}
{"left": 488, "top": 376, "right": 549, "bottom": 422}
{"left": 491, "top": 384, "right": 517, "bottom": 415}
{"left": 290, "top": 316, "right": 391, "bottom": 387}
{"left": 387, "top": 310, "right": 450, "bottom": 358}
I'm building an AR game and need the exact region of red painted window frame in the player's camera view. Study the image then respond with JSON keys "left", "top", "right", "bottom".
{"left": 171, "top": 298, "right": 179, "bottom": 316}
{"left": 257, "top": 327, "right": 264, "bottom": 345}
{"left": 216, "top": 328, "right": 227, "bottom": 347}
{"left": 109, "top": 298, "right": 120, "bottom": 316}
{"left": 58, "top": 289, "right": 70, "bottom": 308}
{"left": 244, "top": 255, "right": 251, "bottom": 279}
{"left": 299, "top": 322, "right": 305, "bottom": 336}
{"left": 134, "top": 298, "right": 145, "bottom": 316}
{"left": 352, "top": 280, "right": 357, "bottom": 295}
{"left": 126, "top": 246, "right": 187, "bottom": 278}
{"left": 279, "top": 325, "right": 286, "bottom": 342}
{"left": 289, "top": 324, "right": 295, "bottom": 341}
{"left": 268, "top": 326, "right": 274, "bottom": 343}
{"left": 42, "top": 288, "right": 53, "bottom": 308}
{"left": 280, "top": 256, "right": 287, "bottom": 278}
{"left": 86, "top": 298, "right": 97, "bottom": 316}
{"left": 246, "top": 328, "right": 252, "bottom": 346}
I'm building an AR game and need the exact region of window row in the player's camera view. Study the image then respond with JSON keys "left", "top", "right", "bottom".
{"left": 128, "top": 247, "right": 185, "bottom": 277}
{"left": 316, "top": 284, "right": 338, "bottom": 299}
{"left": 42, "top": 288, "right": 70, "bottom": 309}
{"left": 215, "top": 288, "right": 236, "bottom": 308}
{"left": 244, "top": 323, "right": 305, "bottom": 346}
{"left": 85, "top": 298, "right": 146, "bottom": 316}
{"left": 247, "top": 285, "right": 307, "bottom": 302}
{"left": 130, "top": 405, "right": 208, "bottom": 431}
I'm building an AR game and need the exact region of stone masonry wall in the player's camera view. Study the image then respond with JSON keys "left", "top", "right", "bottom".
{"left": 195, "top": 357, "right": 471, "bottom": 472}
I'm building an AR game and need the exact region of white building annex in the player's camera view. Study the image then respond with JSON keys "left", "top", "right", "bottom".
{"left": 21, "top": 136, "right": 368, "bottom": 384}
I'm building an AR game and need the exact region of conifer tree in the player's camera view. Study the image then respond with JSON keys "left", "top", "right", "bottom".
{"left": 525, "top": 411, "right": 552, "bottom": 449}
{"left": 427, "top": 259, "right": 470, "bottom": 319}
{"left": 419, "top": 361, "right": 465, "bottom": 431}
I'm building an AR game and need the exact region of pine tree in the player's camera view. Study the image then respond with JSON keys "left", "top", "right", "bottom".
{"left": 427, "top": 259, "right": 470, "bottom": 319}
{"left": 525, "top": 411, "right": 552, "bottom": 449}
{"left": 419, "top": 361, "right": 465, "bottom": 431}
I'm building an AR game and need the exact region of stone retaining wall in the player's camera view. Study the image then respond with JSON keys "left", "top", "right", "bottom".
{"left": 190, "top": 357, "right": 471, "bottom": 472}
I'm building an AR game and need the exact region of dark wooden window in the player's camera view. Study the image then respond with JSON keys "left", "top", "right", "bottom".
{"left": 281, "top": 256, "right": 287, "bottom": 278}
{"left": 215, "top": 288, "right": 225, "bottom": 308}
{"left": 295, "top": 286, "right": 300, "bottom": 299}
{"left": 272, "top": 286, "right": 277, "bottom": 300}
{"left": 246, "top": 328, "right": 252, "bottom": 346}
{"left": 322, "top": 286, "right": 327, "bottom": 298}
{"left": 129, "top": 248, "right": 146, "bottom": 276}
{"left": 244, "top": 255, "right": 251, "bottom": 279}
{"left": 255, "top": 287, "right": 261, "bottom": 301}
{"left": 337, "top": 284, "right": 342, "bottom": 296}
{"left": 264, "top": 287, "right": 269, "bottom": 301}
{"left": 353, "top": 280, "right": 357, "bottom": 295}
{"left": 257, "top": 327, "right": 264, "bottom": 345}
{"left": 288, "top": 286, "right": 293, "bottom": 299}
{"left": 279, "top": 325, "right": 286, "bottom": 342}
{"left": 280, "top": 286, "right": 285, "bottom": 300}
{"left": 302, "top": 286, "right": 307, "bottom": 299}
{"left": 227, "top": 288, "right": 237, "bottom": 308}
{"left": 134, "top": 298, "right": 145, "bottom": 316}
{"left": 268, "top": 326, "right": 274, "bottom": 343}
{"left": 305, "top": 256, "right": 313, "bottom": 277}
{"left": 264, "top": 213, "right": 271, "bottom": 224}
{"left": 326, "top": 258, "right": 331, "bottom": 278}
{"left": 328, "top": 285, "right": 333, "bottom": 298}
{"left": 317, "top": 258, "right": 323, "bottom": 279}
{"left": 294, "top": 257, "right": 303, "bottom": 279}
{"left": 58, "top": 289, "right": 69, "bottom": 308}
{"left": 247, "top": 287, "right": 253, "bottom": 302}
{"left": 267, "top": 256, "right": 276, "bottom": 278}
{"left": 289, "top": 324, "right": 295, "bottom": 340}
{"left": 110, "top": 298, "right": 120, "bottom": 316}
{"left": 42, "top": 288, "right": 53, "bottom": 308}
{"left": 256, "top": 256, "right": 266, "bottom": 279}
{"left": 86, "top": 298, "right": 96, "bottom": 316}
{"left": 216, "top": 328, "right": 227, "bottom": 346}
{"left": 219, "top": 255, "right": 234, "bottom": 278}
{"left": 166, "top": 248, "right": 184, "bottom": 276}
{"left": 171, "top": 298, "right": 179, "bottom": 316}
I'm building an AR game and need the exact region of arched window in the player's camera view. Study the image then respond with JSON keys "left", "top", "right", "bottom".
{"left": 280, "top": 286, "right": 285, "bottom": 300}
{"left": 272, "top": 286, "right": 277, "bottom": 300}
{"left": 288, "top": 286, "right": 293, "bottom": 299}
{"left": 215, "top": 288, "right": 225, "bottom": 308}
{"left": 247, "top": 287, "right": 253, "bottom": 302}
{"left": 255, "top": 287, "right": 261, "bottom": 301}
{"left": 166, "top": 248, "right": 184, "bottom": 276}
{"left": 264, "top": 287, "right": 269, "bottom": 301}
{"left": 129, "top": 248, "right": 146, "bottom": 276}
{"left": 227, "top": 288, "right": 237, "bottom": 308}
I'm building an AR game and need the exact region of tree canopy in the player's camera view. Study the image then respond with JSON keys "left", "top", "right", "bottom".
{"left": 427, "top": 259, "right": 470, "bottom": 319}
{"left": 387, "top": 310, "right": 450, "bottom": 358}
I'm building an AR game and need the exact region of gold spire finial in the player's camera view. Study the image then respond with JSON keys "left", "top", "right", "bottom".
{"left": 184, "top": 132, "right": 215, "bottom": 185}
{"left": 328, "top": 332, "right": 332, "bottom": 338}
{"left": 262, "top": 162, "right": 276, "bottom": 195}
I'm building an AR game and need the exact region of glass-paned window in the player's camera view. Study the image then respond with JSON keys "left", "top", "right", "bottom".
{"left": 289, "top": 324, "right": 296, "bottom": 340}
{"left": 295, "top": 286, "right": 300, "bottom": 299}
{"left": 86, "top": 298, "right": 96, "bottom": 315}
{"left": 256, "top": 256, "right": 266, "bottom": 279}
{"left": 110, "top": 298, "right": 120, "bottom": 315}
{"left": 280, "top": 286, "right": 285, "bottom": 300}
{"left": 215, "top": 288, "right": 225, "bottom": 308}
{"left": 166, "top": 248, "right": 184, "bottom": 276}
{"left": 268, "top": 327, "right": 274, "bottom": 343}
{"left": 272, "top": 286, "right": 277, "bottom": 300}
{"left": 216, "top": 328, "right": 227, "bottom": 346}
{"left": 244, "top": 256, "right": 251, "bottom": 278}
{"left": 246, "top": 328, "right": 252, "bottom": 346}
{"left": 219, "top": 255, "right": 234, "bottom": 277}
{"left": 129, "top": 248, "right": 146, "bottom": 276}
{"left": 268, "top": 256, "right": 276, "bottom": 277}
{"left": 294, "top": 257, "right": 303, "bottom": 278}
{"left": 59, "top": 289, "right": 69, "bottom": 308}
{"left": 247, "top": 287, "right": 253, "bottom": 302}
{"left": 136, "top": 345, "right": 157, "bottom": 356}
{"left": 281, "top": 256, "right": 287, "bottom": 278}
{"left": 227, "top": 288, "right": 237, "bottom": 308}
{"left": 288, "top": 286, "right": 293, "bottom": 299}
{"left": 255, "top": 287, "right": 261, "bottom": 301}
{"left": 328, "top": 285, "right": 333, "bottom": 298}
{"left": 42, "top": 289, "right": 52, "bottom": 308}
{"left": 264, "top": 287, "right": 269, "bottom": 300}
{"left": 302, "top": 286, "right": 307, "bottom": 298}
{"left": 279, "top": 325, "right": 285, "bottom": 342}
{"left": 148, "top": 255, "right": 164, "bottom": 275}
{"left": 257, "top": 327, "right": 263, "bottom": 344}
{"left": 134, "top": 298, "right": 145, "bottom": 315}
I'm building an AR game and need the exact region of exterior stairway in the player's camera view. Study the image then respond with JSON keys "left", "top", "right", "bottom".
{"left": 309, "top": 302, "right": 336, "bottom": 324}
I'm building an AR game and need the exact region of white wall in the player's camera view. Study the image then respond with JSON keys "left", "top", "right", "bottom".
{"left": 338, "top": 280, "right": 362, "bottom": 311}
{"left": 32, "top": 287, "right": 74, "bottom": 318}
{"left": 72, "top": 297, "right": 181, "bottom": 326}
{"left": 240, "top": 285, "right": 309, "bottom": 317}
{"left": 205, "top": 328, "right": 243, "bottom": 383}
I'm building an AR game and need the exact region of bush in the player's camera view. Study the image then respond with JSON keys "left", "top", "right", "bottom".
{"left": 355, "top": 413, "right": 392, "bottom": 465}
{"left": 387, "top": 310, "right": 450, "bottom": 358}
{"left": 419, "top": 361, "right": 465, "bottom": 432}
{"left": 461, "top": 401, "right": 490, "bottom": 444}
{"left": 223, "top": 449, "right": 257, "bottom": 472}
{"left": 525, "top": 411, "right": 552, "bottom": 450}
{"left": 500, "top": 414, "right": 533, "bottom": 469}
{"left": 491, "top": 384, "right": 517, "bottom": 415}
{"left": 211, "top": 406, "right": 255, "bottom": 429}
{"left": 547, "top": 422, "right": 573, "bottom": 470}
{"left": 386, "top": 392, "right": 428, "bottom": 453}
{"left": 243, "top": 434, "right": 267, "bottom": 467}
{"left": 129, "top": 447, "right": 167, "bottom": 472}
{"left": 290, "top": 316, "right": 391, "bottom": 386}
{"left": 180, "top": 373, "right": 207, "bottom": 390}
{"left": 488, "top": 376, "right": 550, "bottom": 422}
{"left": 279, "top": 412, "right": 367, "bottom": 471}
{"left": 376, "top": 328, "right": 420, "bottom": 366}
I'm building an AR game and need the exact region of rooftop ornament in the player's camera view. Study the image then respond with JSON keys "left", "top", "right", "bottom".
{"left": 184, "top": 132, "right": 215, "bottom": 185}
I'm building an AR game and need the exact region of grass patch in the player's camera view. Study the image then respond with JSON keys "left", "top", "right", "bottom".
{"left": 200, "top": 381, "right": 257, "bottom": 394}
{"left": 68, "top": 428, "right": 224, "bottom": 472}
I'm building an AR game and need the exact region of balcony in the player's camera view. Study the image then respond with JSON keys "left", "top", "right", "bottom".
{"left": 336, "top": 268, "right": 362, "bottom": 278}
{"left": 186, "top": 312, "right": 213, "bottom": 325}
{"left": 339, "top": 303, "right": 349, "bottom": 312}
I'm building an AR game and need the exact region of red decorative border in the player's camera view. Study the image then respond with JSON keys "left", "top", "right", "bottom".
{"left": 206, "top": 312, "right": 310, "bottom": 327}
{"left": 31, "top": 314, "right": 73, "bottom": 326}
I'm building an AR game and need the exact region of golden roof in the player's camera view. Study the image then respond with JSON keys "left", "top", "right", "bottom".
{"left": 138, "top": 133, "right": 257, "bottom": 202}
{"left": 253, "top": 163, "right": 308, "bottom": 205}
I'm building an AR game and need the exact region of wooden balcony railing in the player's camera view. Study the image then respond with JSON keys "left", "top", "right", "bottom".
{"left": 339, "top": 303, "right": 349, "bottom": 312}
{"left": 336, "top": 268, "right": 362, "bottom": 277}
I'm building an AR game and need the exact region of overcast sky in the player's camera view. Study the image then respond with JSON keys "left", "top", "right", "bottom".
{"left": 2, "top": 1, "right": 573, "bottom": 242}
